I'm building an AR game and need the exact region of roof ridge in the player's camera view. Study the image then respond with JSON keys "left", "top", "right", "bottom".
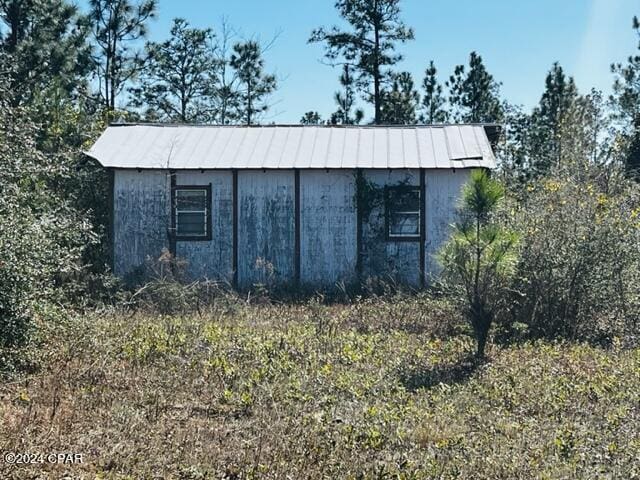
{"left": 108, "top": 122, "right": 502, "bottom": 129}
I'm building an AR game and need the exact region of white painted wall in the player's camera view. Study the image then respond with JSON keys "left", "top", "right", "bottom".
{"left": 112, "top": 167, "right": 474, "bottom": 288}
{"left": 362, "top": 169, "right": 421, "bottom": 286}
{"left": 300, "top": 170, "right": 357, "bottom": 285}
{"left": 424, "top": 169, "right": 472, "bottom": 281}
{"left": 175, "top": 171, "right": 233, "bottom": 281}
{"left": 113, "top": 170, "right": 170, "bottom": 278}
{"left": 237, "top": 170, "right": 295, "bottom": 287}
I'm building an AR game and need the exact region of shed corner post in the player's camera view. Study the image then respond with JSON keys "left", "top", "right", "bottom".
{"left": 232, "top": 169, "right": 238, "bottom": 289}
{"left": 107, "top": 168, "right": 115, "bottom": 272}
{"left": 420, "top": 169, "right": 426, "bottom": 289}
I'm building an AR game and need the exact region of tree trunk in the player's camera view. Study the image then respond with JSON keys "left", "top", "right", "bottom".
{"left": 471, "top": 299, "right": 491, "bottom": 358}
{"left": 373, "top": 21, "right": 381, "bottom": 124}
{"left": 246, "top": 80, "right": 252, "bottom": 126}
{"left": 476, "top": 322, "right": 488, "bottom": 358}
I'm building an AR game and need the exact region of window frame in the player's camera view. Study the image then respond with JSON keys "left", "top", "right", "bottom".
{"left": 171, "top": 184, "right": 212, "bottom": 241}
{"left": 384, "top": 185, "right": 422, "bottom": 242}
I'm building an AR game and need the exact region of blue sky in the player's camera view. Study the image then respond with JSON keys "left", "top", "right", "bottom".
{"left": 81, "top": 0, "right": 638, "bottom": 122}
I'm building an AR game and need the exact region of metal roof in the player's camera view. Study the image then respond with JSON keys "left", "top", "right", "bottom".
{"left": 85, "top": 124, "right": 498, "bottom": 170}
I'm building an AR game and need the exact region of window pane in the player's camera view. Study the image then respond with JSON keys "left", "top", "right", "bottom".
{"left": 177, "top": 212, "right": 206, "bottom": 236}
{"left": 391, "top": 189, "right": 420, "bottom": 212}
{"left": 177, "top": 189, "right": 207, "bottom": 210}
{"left": 389, "top": 213, "right": 419, "bottom": 236}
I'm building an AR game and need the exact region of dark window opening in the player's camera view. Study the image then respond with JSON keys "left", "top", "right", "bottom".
{"left": 385, "top": 186, "right": 421, "bottom": 241}
{"left": 173, "top": 185, "right": 212, "bottom": 241}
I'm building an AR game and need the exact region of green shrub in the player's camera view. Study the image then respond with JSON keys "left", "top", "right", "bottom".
{"left": 0, "top": 76, "right": 95, "bottom": 369}
{"left": 501, "top": 163, "right": 640, "bottom": 345}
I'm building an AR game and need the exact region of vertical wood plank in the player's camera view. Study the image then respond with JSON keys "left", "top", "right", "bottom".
{"left": 232, "top": 169, "right": 238, "bottom": 288}
{"left": 356, "top": 168, "right": 363, "bottom": 280}
{"left": 294, "top": 169, "right": 301, "bottom": 284}
{"left": 169, "top": 171, "right": 177, "bottom": 257}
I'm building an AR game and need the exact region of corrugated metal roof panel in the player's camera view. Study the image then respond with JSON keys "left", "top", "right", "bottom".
{"left": 86, "top": 124, "right": 497, "bottom": 170}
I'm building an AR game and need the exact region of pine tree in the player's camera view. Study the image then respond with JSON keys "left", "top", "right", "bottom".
{"left": 229, "top": 40, "right": 277, "bottom": 125}
{"left": 447, "top": 52, "right": 503, "bottom": 124}
{"left": 89, "top": 0, "right": 157, "bottom": 112}
{"left": 499, "top": 102, "right": 532, "bottom": 184}
{"left": 309, "top": 0, "right": 414, "bottom": 124}
{"left": 300, "top": 111, "right": 323, "bottom": 125}
{"left": 129, "top": 18, "right": 217, "bottom": 123}
{"left": 528, "top": 62, "right": 578, "bottom": 173}
{"left": 611, "top": 15, "right": 640, "bottom": 177}
{"left": 209, "top": 20, "right": 241, "bottom": 125}
{"left": 0, "top": 0, "right": 92, "bottom": 107}
{"left": 419, "top": 61, "right": 448, "bottom": 124}
{"left": 330, "top": 65, "right": 364, "bottom": 125}
{"left": 379, "top": 71, "right": 419, "bottom": 124}
{"left": 439, "top": 170, "right": 518, "bottom": 358}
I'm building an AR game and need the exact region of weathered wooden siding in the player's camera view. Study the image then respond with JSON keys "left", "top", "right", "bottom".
{"left": 112, "top": 167, "right": 473, "bottom": 288}
{"left": 300, "top": 170, "right": 357, "bottom": 285}
{"left": 113, "top": 170, "right": 170, "bottom": 278}
{"left": 175, "top": 171, "right": 233, "bottom": 281}
{"left": 361, "top": 169, "right": 422, "bottom": 286}
{"left": 237, "top": 170, "right": 295, "bottom": 287}
{"left": 424, "top": 169, "right": 472, "bottom": 280}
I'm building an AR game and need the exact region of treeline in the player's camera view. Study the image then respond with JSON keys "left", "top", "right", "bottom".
{"left": 306, "top": 0, "right": 638, "bottom": 181}
{"left": 1, "top": 0, "right": 279, "bottom": 129}
{"left": 1, "top": 0, "right": 640, "bottom": 369}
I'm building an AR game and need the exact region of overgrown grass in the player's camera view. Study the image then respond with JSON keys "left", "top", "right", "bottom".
{"left": 1, "top": 295, "right": 639, "bottom": 479}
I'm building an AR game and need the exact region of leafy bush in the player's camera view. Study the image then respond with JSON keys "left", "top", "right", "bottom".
{"left": 0, "top": 77, "right": 94, "bottom": 369}
{"left": 500, "top": 163, "right": 640, "bottom": 345}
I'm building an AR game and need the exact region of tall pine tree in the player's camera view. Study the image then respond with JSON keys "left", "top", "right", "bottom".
{"left": 419, "top": 60, "right": 448, "bottom": 124}
{"left": 229, "top": 40, "right": 277, "bottom": 125}
{"left": 309, "top": 0, "right": 414, "bottom": 124}
{"left": 330, "top": 64, "right": 364, "bottom": 124}
{"left": 89, "top": 0, "right": 157, "bottom": 112}
{"left": 129, "top": 18, "right": 217, "bottom": 123}
{"left": 528, "top": 62, "right": 578, "bottom": 173}
{"left": 0, "top": 0, "right": 92, "bottom": 107}
{"left": 611, "top": 14, "right": 640, "bottom": 177}
{"left": 379, "top": 71, "right": 419, "bottom": 124}
{"left": 209, "top": 21, "right": 241, "bottom": 125}
{"left": 447, "top": 52, "right": 503, "bottom": 124}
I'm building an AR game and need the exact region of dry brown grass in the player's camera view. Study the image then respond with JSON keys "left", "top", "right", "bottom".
{"left": 1, "top": 295, "right": 639, "bottom": 479}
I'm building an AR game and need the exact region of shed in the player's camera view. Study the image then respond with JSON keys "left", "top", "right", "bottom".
{"left": 86, "top": 123, "right": 499, "bottom": 288}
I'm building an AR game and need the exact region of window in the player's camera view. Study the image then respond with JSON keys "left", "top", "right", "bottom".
{"left": 385, "top": 186, "right": 421, "bottom": 240}
{"left": 173, "top": 185, "right": 212, "bottom": 240}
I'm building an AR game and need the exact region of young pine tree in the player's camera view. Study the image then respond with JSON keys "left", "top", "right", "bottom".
{"left": 0, "top": 0, "right": 92, "bottom": 107}
{"left": 439, "top": 170, "right": 518, "bottom": 358}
